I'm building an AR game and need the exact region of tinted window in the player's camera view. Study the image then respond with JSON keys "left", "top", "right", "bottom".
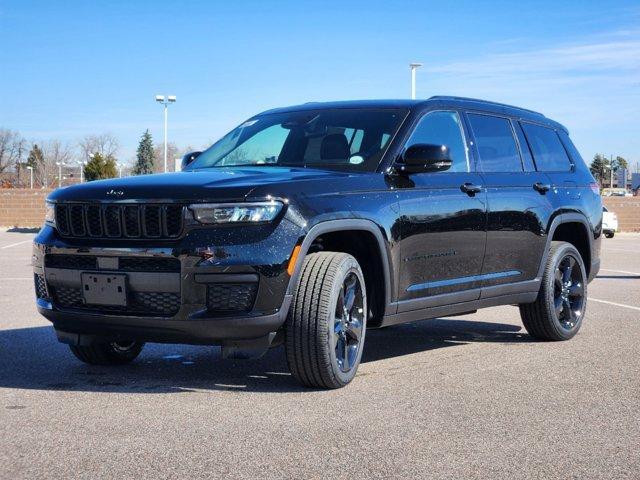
{"left": 405, "top": 111, "right": 468, "bottom": 172}
{"left": 521, "top": 123, "right": 572, "bottom": 172}
{"left": 514, "top": 123, "right": 536, "bottom": 171}
{"left": 467, "top": 114, "right": 522, "bottom": 172}
{"left": 557, "top": 130, "right": 584, "bottom": 168}
{"left": 190, "top": 108, "right": 407, "bottom": 172}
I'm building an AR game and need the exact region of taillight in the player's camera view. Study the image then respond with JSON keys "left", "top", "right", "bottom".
{"left": 589, "top": 182, "right": 600, "bottom": 194}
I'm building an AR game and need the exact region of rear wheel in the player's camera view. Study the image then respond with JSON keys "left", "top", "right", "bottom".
{"left": 519, "top": 241, "right": 587, "bottom": 341}
{"left": 69, "top": 341, "right": 144, "bottom": 365}
{"left": 604, "top": 231, "right": 614, "bottom": 238}
{"left": 285, "top": 252, "right": 367, "bottom": 389}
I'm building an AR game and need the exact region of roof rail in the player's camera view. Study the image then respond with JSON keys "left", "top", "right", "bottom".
{"left": 427, "top": 96, "right": 545, "bottom": 117}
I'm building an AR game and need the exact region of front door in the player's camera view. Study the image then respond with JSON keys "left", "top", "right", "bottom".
{"left": 395, "top": 110, "right": 487, "bottom": 311}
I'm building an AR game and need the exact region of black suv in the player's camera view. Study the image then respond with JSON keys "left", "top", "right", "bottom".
{"left": 34, "top": 97, "right": 602, "bottom": 389}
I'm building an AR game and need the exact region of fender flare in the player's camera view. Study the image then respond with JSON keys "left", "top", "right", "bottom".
{"left": 286, "top": 219, "right": 393, "bottom": 309}
{"left": 536, "top": 212, "right": 594, "bottom": 279}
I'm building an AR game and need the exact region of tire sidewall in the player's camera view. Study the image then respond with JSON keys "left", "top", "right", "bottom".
{"left": 544, "top": 243, "right": 587, "bottom": 340}
{"left": 325, "top": 257, "right": 367, "bottom": 385}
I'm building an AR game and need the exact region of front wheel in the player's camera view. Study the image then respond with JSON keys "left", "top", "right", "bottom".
{"left": 285, "top": 252, "right": 367, "bottom": 389}
{"left": 519, "top": 241, "right": 587, "bottom": 341}
{"left": 69, "top": 341, "right": 144, "bottom": 365}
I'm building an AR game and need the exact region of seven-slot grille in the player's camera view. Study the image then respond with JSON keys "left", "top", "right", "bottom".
{"left": 54, "top": 203, "right": 184, "bottom": 239}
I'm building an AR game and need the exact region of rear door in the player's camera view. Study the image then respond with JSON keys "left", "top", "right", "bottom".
{"left": 465, "top": 113, "right": 552, "bottom": 292}
{"left": 395, "top": 110, "right": 487, "bottom": 309}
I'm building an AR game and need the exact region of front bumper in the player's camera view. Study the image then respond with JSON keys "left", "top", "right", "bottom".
{"left": 33, "top": 223, "right": 299, "bottom": 346}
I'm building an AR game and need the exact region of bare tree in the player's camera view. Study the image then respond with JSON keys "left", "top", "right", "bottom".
{"left": 78, "top": 133, "right": 119, "bottom": 161}
{"left": 34, "top": 140, "right": 74, "bottom": 187}
{"left": 0, "top": 128, "right": 26, "bottom": 174}
{"left": 153, "top": 142, "right": 181, "bottom": 173}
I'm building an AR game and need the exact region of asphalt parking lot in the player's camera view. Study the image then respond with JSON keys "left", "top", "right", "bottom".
{"left": 0, "top": 229, "right": 638, "bottom": 479}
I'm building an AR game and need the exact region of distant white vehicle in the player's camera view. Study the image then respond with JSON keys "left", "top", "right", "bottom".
{"left": 601, "top": 188, "right": 631, "bottom": 197}
{"left": 602, "top": 206, "right": 618, "bottom": 238}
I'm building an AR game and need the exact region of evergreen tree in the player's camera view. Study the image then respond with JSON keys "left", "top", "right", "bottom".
{"left": 614, "top": 156, "right": 628, "bottom": 171}
{"left": 133, "top": 129, "right": 154, "bottom": 175}
{"left": 589, "top": 154, "right": 609, "bottom": 184}
{"left": 84, "top": 153, "right": 117, "bottom": 181}
{"left": 26, "top": 144, "right": 44, "bottom": 169}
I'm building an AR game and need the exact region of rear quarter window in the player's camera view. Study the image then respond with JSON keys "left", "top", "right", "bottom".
{"left": 521, "top": 123, "right": 572, "bottom": 172}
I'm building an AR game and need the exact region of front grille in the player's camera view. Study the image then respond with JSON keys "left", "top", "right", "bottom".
{"left": 44, "top": 254, "right": 180, "bottom": 273}
{"left": 206, "top": 283, "right": 257, "bottom": 313}
{"left": 34, "top": 274, "right": 48, "bottom": 298}
{"left": 119, "top": 257, "right": 180, "bottom": 272}
{"left": 55, "top": 203, "right": 184, "bottom": 240}
{"left": 45, "top": 254, "right": 98, "bottom": 270}
{"left": 51, "top": 286, "right": 180, "bottom": 317}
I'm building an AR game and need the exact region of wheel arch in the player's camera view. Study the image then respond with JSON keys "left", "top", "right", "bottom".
{"left": 538, "top": 212, "right": 594, "bottom": 280}
{"left": 286, "top": 219, "right": 393, "bottom": 325}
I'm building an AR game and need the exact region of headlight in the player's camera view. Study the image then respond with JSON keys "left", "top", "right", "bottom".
{"left": 45, "top": 202, "right": 56, "bottom": 226}
{"left": 189, "top": 201, "right": 283, "bottom": 224}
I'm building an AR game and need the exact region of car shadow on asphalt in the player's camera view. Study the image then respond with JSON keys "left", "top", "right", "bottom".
{"left": 0, "top": 319, "right": 529, "bottom": 394}
{"left": 596, "top": 275, "right": 640, "bottom": 279}
{"left": 5, "top": 227, "right": 40, "bottom": 234}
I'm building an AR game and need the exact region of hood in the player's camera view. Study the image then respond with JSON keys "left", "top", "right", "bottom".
{"left": 48, "top": 167, "right": 353, "bottom": 203}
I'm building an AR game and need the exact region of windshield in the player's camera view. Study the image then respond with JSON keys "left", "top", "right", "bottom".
{"left": 189, "top": 108, "right": 407, "bottom": 172}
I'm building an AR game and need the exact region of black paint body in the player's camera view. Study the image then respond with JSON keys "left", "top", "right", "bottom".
{"left": 33, "top": 97, "right": 602, "bottom": 349}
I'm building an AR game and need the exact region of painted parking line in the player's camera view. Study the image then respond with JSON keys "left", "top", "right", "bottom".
{"left": 591, "top": 298, "right": 640, "bottom": 312}
{"left": 599, "top": 268, "right": 640, "bottom": 276}
{"left": 603, "top": 247, "right": 640, "bottom": 254}
{"left": 0, "top": 239, "right": 33, "bottom": 249}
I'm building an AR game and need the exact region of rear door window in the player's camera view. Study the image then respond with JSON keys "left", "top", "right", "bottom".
{"left": 467, "top": 113, "right": 523, "bottom": 172}
{"left": 521, "top": 123, "right": 572, "bottom": 172}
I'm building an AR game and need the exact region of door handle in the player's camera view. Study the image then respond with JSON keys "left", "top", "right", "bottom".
{"left": 460, "top": 183, "right": 482, "bottom": 195}
{"left": 533, "top": 182, "right": 551, "bottom": 194}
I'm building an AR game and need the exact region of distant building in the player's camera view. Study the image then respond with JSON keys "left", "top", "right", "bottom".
{"left": 632, "top": 173, "right": 640, "bottom": 195}
{"left": 616, "top": 167, "right": 628, "bottom": 188}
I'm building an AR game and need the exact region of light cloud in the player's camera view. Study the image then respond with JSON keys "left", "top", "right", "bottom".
{"left": 423, "top": 30, "right": 640, "bottom": 163}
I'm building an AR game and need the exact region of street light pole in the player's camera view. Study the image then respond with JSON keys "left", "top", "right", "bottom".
{"left": 155, "top": 95, "right": 177, "bottom": 173}
{"left": 610, "top": 154, "right": 614, "bottom": 189}
{"left": 26, "top": 166, "right": 33, "bottom": 189}
{"left": 78, "top": 161, "right": 86, "bottom": 183}
{"left": 409, "top": 63, "right": 423, "bottom": 100}
{"left": 55, "top": 162, "right": 65, "bottom": 188}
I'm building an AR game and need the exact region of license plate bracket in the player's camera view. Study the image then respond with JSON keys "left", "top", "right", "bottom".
{"left": 81, "top": 273, "right": 128, "bottom": 306}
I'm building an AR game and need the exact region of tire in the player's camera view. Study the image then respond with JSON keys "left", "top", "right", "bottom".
{"left": 605, "top": 231, "right": 614, "bottom": 238}
{"left": 519, "top": 241, "right": 587, "bottom": 341}
{"left": 285, "top": 252, "right": 367, "bottom": 389}
{"left": 69, "top": 341, "right": 144, "bottom": 365}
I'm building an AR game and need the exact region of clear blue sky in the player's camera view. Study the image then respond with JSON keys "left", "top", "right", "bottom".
{"left": 1, "top": 0, "right": 639, "bottom": 167}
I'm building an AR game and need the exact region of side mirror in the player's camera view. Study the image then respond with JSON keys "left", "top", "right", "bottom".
{"left": 181, "top": 151, "right": 201, "bottom": 170}
{"left": 396, "top": 144, "right": 452, "bottom": 174}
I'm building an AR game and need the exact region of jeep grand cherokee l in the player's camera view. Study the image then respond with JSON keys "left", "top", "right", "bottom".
{"left": 33, "top": 96, "right": 602, "bottom": 389}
